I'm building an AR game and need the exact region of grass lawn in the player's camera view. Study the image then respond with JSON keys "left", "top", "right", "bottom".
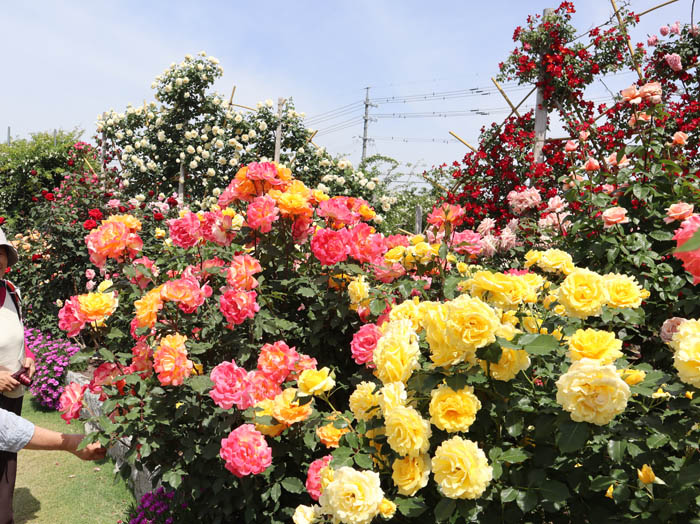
{"left": 13, "top": 395, "right": 135, "bottom": 524}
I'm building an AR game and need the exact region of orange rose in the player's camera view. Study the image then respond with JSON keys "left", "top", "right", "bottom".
{"left": 664, "top": 202, "right": 694, "bottom": 224}
{"left": 602, "top": 207, "right": 630, "bottom": 228}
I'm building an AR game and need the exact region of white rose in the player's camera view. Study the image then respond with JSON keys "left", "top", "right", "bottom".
{"left": 234, "top": 114, "right": 243, "bottom": 123}
{"left": 265, "top": 99, "right": 274, "bottom": 107}
{"left": 186, "top": 145, "right": 195, "bottom": 154}
{"left": 367, "top": 181, "right": 376, "bottom": 190}
{"left": 189, "top": 160, "right": 198, "bottom": 169}
{"left": 206, "top": 168, "right": 215, "bottom": 177}
{"left": 258, "top": 121, "right": 268, "bottom": 131}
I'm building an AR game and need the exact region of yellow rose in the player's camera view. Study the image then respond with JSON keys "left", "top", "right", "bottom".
{"left": 556, "top": 359, "right": 630, "bottom": 425}
{"left": 298, "top": 367, "right": 336, "bottom": 396}
{"left": 292, "top": 505, "right": 317, "bottom": 524}
{"left": 604, "top": 273, "right": 648, "bottom": 309}
{"left": 384, "top": 405, "right": 431, "bottom": 457}
{"left": 456, "top": 262, "right": 469, "bottom": 275}
{"left": 481, "top": 348, "right": 530, "bottom": 382}
{"left": 389, "top": 297, "right": 422, "bottom": 332}
{"left": 412, "top": 241, "right": 433, "bottom": 264}
{"left": 432, "top": 436, "right": 493, "bottom": 499}
{"left": 319, "top": 467, "right": 383, "bottom": 524}
{"left": 253, "top": 398, "right": 286, "bottom": 437}
{"left": 557, "top": 269, "right": 608, "bottom": 319}
{"left": 77, "top": 290, "right": 119, "bottom": 325}
{"left": 410, "top": 234, "right": 425, "bottom": 245}
{"left": 391, "top": 454, "right": 430, "bottom": 496}
{"left": 673, "top": 335, "right": 700, "bottom": 387}
{"left": 378, "top": 382, "right": 407, "bottom": 414}
{"left": 349, "top": 382, "right": 380, "bottom": 421}
{"left": 271, "top": 388, "right": 313, "bottom": 426}
{"left": 637, "top": 464, "right": 655, "bottom": 485}
{"left": 429, "top": 384, "right": 481, "bottom": 433}
{"left": 348, "top": 276, "right": 369, "bottom": 306}
{"left": 523, "top": 249, "right": 542, "bottom": 269}
{"left": 537, "top": 249, "right": 575, "bottom": 275}
{"left": 463, "top": 271, "right": 530, "bottom": 310}
{"left": 605, "top": 484, "right": 615, "bottom": 499}
{"left": 567, "top": 329, "right": 623, "bottom": 364}
{"left": 618, "top": 368, "right": 646, "bottom": 386}
{"left": 670, "top": 319, "right": 700, "bottom": 352}
{"left": 384, "top": 245, "right": 406, "bottom": 264}
{"left": 373, "top": 319, "right": 420, "bottom": 384}
{"left": 378, "top": 498, "right": 396, "bottom": 519}
{"left": 155, "top": 227, "right": 167, "bottom": 239}
{"left": 443, "top": 295, "right": 501, "bottom": 366}
{"left": 652, "top": 387, "right": 671, "bottom": 399}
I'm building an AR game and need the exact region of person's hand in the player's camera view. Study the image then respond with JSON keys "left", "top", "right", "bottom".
{"left": 66, "top": 435, "right": 107, "bottom": 461}
{"left": 23, "top": 357, "right": 36, "bottom": 379}
{"left": 0, "top": 370, "right": 19, "bottom": 392}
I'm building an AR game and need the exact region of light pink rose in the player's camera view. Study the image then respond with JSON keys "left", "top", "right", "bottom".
{"left": 664, "top": 53, "right": 683, "bottom": 72}
{"left": 564, "top": 140, "right": 578, "bottom": 152}
{"left": 85, "top": 280, "right": 96, "bottom": 291}
{"left": 670, "top": 21, "right": 681, "bottom": 35}
{"left": 647, "top": 34, "right": 658, "bottom": 46}
{"left": 85, "top": 268, "right": 96, "bottom": 280}
{"left": 546, "top": 196, "right": 567, "bottom": 213}
{"left": 664, "top": 202, "right": 694, "bottom": 224}
{"left": 660, "top": 25, "right": 670, "bottom": 36}
{"left": 660, "top": 317, "right": 687, "bottom": 344}
{"left": 507, "top": 188, "right": 541, "bottom": 215}
{"left": 476, "top": 217, "right": 496, "bottom": 236}
{"left": 639, "top": 82, "right": 662, "bottom": 104}
{"left": 602, "top": 207, "right": 630, "bottom": 228}
{"left": 600, "top": 184, "right": 616, "bottom": 195}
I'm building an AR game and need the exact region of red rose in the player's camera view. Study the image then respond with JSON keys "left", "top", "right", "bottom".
{"left": 153, "top": 212, "right": 164, "bottom": 221}
{"left": 30, "top": 169, "right": 37, "bottom": 176}
{"left": 31, "top": 197, "right": 38, "bottom": 202}
{"left": 118, "top": 206, "right": 127, "bottom": 213}
{"left": 44, "top": 193, "right": 55, "bottom": 201}
{"left": 31, "top": 254, "right": 42, "bottom": 262}
{"left": 67, "top": 159, "right": 74, "bottom": 166}
{"left": 167, "top": 197, "right": 179, "bottom": 207}
{"left": 0, "top": 217, "right": 5, "bottom": 225}
{"left": 88, "top": 208, "right": 103, "bottom": 220}
{"left": 83, "top": 219, "right": 98, "bottom": 230}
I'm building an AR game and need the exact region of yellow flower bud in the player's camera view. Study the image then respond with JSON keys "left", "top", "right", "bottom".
{"left": 637, "top": 464, "right": 655, "bottom": 485}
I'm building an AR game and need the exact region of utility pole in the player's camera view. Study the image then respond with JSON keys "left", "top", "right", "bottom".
{"left": 533, "top": 8, "right": 554, "bottom": 164}
{"left": 274, "top": 97, "right": 286, "bottom": 164}
{"left": 361, "top": 87, "right": 372, "bottom": 164}
{"left": 6, "top": 126, "right": 10, "bottom": 145}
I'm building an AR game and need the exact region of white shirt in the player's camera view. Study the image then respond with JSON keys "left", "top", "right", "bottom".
{"left": 0, "top": 289, "right": 25, "bottom": 398}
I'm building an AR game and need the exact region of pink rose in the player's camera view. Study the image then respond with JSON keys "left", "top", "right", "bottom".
{"left": 546, "top": 196, "right": 567, "bottom": 213}
{"left": 58, "top": 298, "right": 86, "bottom": 337}
{"left": 602, "top": 207, "right": 630, "bottom": 228}
{"left": 58, "top": 382, "right": 87, "bottom": 424}
{"left": 306, "top": 455, "right": 333, "bottom": 501}
{"left": 219, "top": 288, "right": 260, "bottom": 327}
{"left": 647, "top": 34, "right": 658, "bottom": 46}
{"left": 670, "top": 21, "right": 681, "bottom": 35}
{"left": 167, "top": 212, "right": 202, "bottom": 249}
{"left": 350, "top": 323, "right": 382, "bottom": 367}
{"left": 310, "top": 227, "right": 350, "bottom": 266}
{"left": 85, "top": 269, "right": 96, "bottom": 280}
{"left": 210, "top": 360, "right": 249, "bottom": 410}
{"left": 660, "top": 317, "right": 687, "bottom": 344}
{"left": 664, "top": 53, "right": 683, "bottom": 72}
{"left": 220, "top": 424, "right": 271, "bottom": 478}
{"left": 564, "top": 140, "right": 578, "bottom": 152}
{"left": 660, "top": 25, "right": 670, "bottom": 36}
{"left": 673, "top": 215, "right": 700, "bottom": 284}
{"left": 639, "top": 82, "right": 662, "bottom": 104}
{"left": 584, "top": 157, "right": 600, "bottom": 171}
{"left": 476, "top": 218, "right": 496, "bottom": 236}
{"left": 664, "top": 202, "right": 694, "bottom": 224}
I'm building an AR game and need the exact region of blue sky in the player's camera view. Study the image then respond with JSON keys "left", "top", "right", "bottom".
{"left": 0, "top": 1, "right": 691, "bottom": 174}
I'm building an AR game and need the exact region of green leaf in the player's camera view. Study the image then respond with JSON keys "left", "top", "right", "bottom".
{"left": 445, "top": 374, "right": 468, "bottom": 391}
{"left": 676, "top": 229, "right": 700, "bottom": 253}
{"left": 187, "top": 375, "right": 213, "bottom": 394}
{"left": 539, "top": 479, "right": 570, "bottom": 502}
{"left": 354, "top": 453, "right": 374, "bottom": 469}
{"left": 332, "top": 446, "right": 354, "bottom": 466}
{"left": 522, "top": 334, "right": 559, "bottom": 355}
{"left": 369, "top": 299, "right": 385, "bottom": 316}
{"left": 499, "top": 447, "right": 529, "bottom": 464}
{"left": 607, "top": 440, "right": 626, "bottom": 463}
{"left": 646, "top": 433, "right": 669, "bottom": 449}
{"left": 434, "top": 498, "right": 456, "bottom": 522}
{"left": 396, "top": 496, "right": 427, "bottom": 517}
{"left": 516, "top": 490, "right": 537, "bottom": 513}
{"left": 407, "top": 373, "right": 443, "bottom": 394}
{"left": 649, "top": 230, "right": 673, "bottom": 242}
{"left": 476, "top": 343, "right": 502, "bottom": 364}
{"left": 280, "top": 477, "right": 304, "bottom": 494}
{"left": 298, "top": 287, "right": 316, "bottom": 297}
{"left": 501, "top": 487, "right": 519, "bottom": 503}
{"left": 556, "top": 420, "right": 589, "bottom": 453}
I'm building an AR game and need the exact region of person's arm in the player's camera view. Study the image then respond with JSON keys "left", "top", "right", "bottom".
{"left": 0, "top": 407, "right": 105, "bottom": 460}
{"left": 24, "top": 426, "right": 106, "bottom": 460}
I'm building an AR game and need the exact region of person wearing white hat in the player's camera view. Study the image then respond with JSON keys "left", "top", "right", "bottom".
{"left": 0, "top": 226, "right": 35, "bottom": 524}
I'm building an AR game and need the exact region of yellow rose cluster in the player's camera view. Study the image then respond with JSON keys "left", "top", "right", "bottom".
{"left": 669, "top": 319, "right": 700, "bottom": 387}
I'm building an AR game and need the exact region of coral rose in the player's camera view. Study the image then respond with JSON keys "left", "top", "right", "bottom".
{"left": 220, "top": 424, "right": 271, "bottom": 478}
{"left": 602, "top": 207, "right": 630, "bottom": 228}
